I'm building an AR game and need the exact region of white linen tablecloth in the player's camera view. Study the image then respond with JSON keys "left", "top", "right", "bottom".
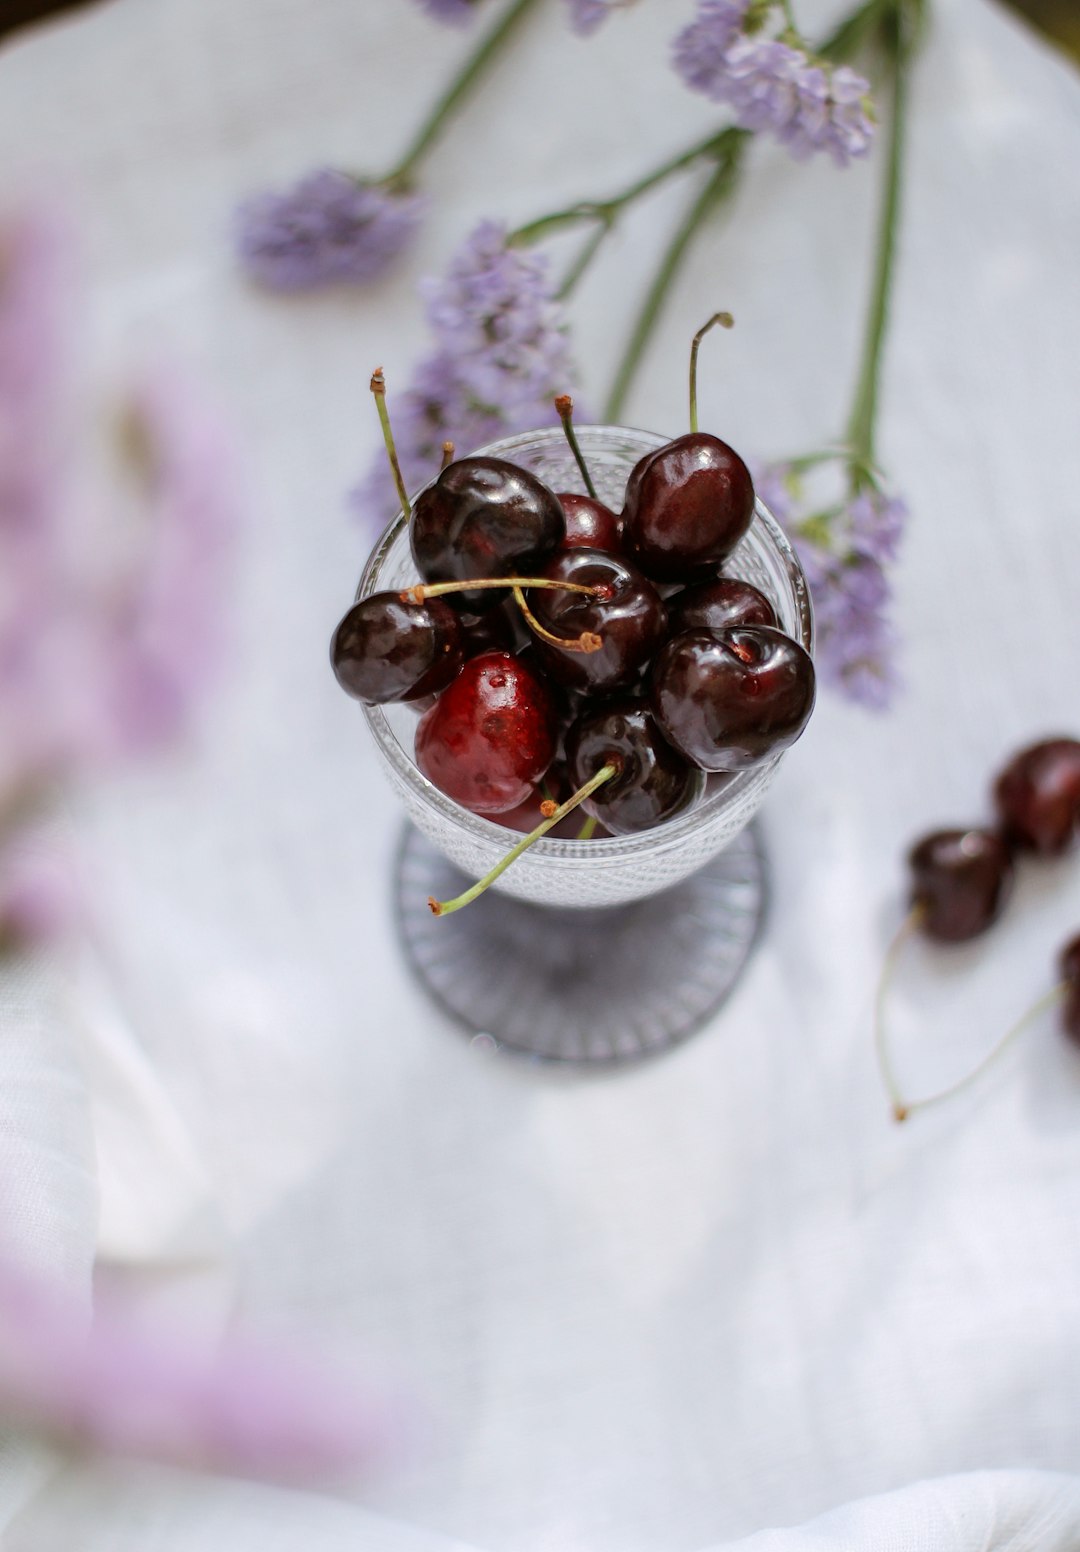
{"left": 1, "top": 0, "right": 1079, "bottom": 1548}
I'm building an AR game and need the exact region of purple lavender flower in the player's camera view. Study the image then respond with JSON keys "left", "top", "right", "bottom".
{"left": 358, "top": 221, "right": 583, "bottom": 530}
{"left": 0, "top": 1254, "right": 394, "bottom": 1481}
{"left": 673, "top": 2, "right": 875, "bottom": 166}
{"left": 757, "top": 462, "right": 906, "bottom": 708}
{"left": 90, "top": 371, "right": 241, "bottom": 760}
{"left": 236, "top": 170, "right": 425, "bottom": 292}
{"left": 413, "top": 0, "right": 486, "bottom": 22}
{"left": 565, "top": 0, "right": 621, "bottom": 36}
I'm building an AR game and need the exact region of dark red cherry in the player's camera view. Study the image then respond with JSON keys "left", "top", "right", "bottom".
{"left": 908, "top": 828, "right": 1014, "bottom": 942}
{"left": 494, "top": 763, "right": 611, "bottom": 839}
{"left": 415, "top": 651, "right": 558, "bottom": 815}
{"left": 667, "top": 576, "right": 779, "bottom": 635}
{"left": 565, "top": 698, "right": 704, "bottom": 836}
{"left": 331, "top": 592, "right": 463, "bottom": 704}
{"left": 556, "top": 492, "right": 623, "bottom": 552}
{"left": 458, "top": 600, "right": 524, "bottom": 658}
{"left": 650, "top": 626, "right": 815, "bottom": 772}
{"left": 1059, "top": 934, "right": 1080, "bottom": 1045}
{"left": 994, "top": 737, "right": 1080, "bottom": 855}
{"left": 621, "top": 433, "right": 755, "bottom": 584}
{"left": 526, "top": 548, "right": 667, "bottom": 696}
{"left": 410, "top": 457, "right": 565, "bottom": 613}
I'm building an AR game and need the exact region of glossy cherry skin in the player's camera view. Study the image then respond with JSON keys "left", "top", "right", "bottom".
{"left": 1059, "top": 933, "right": 1080, "bottom": 1045}
{"left": 556, "top": 492, "right": 623, "bottom": 553}
{"left": 331, "top": 593, "right": 463, "bottom": 705}
{"left": 667, "top": 576, "right": 779, "bottom": 635}
{"left": 527, "top": 547, "right": 667, "bottom": 696}
{"left": 621, "top": 433, "right": 755, "bottom": 584}
{"left": 565, "top": 698, "right": 704, "bottom": 836}
{"left": 411, "top": 456, "right": 565, "bottom": 613}
{"left": 415, "top": 652, "right": 558, "bottom": 815}
{"left": 907, "top": 828, "right": 1014, "bottom": 942}
{"left": 459, "top": 600, "right": 524, "bottom": 658}
{"left": 994, "top": 737, "right": 1080, "bottom": 855}
{"left": 649, "top": 626, "right": 815, "bottom": 772}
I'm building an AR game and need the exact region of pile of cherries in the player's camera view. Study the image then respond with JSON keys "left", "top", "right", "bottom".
{"left": 331, "top": 417, "right": 816, "bottom": 870}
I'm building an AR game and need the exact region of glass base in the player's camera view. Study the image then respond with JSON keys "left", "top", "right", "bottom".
{"left": 394, "top": 823, "right": 768, "bottom": 1066}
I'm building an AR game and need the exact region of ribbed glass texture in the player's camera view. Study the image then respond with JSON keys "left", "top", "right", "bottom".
{"left": 359, "top": 426, "right": 813, "bottom": 909}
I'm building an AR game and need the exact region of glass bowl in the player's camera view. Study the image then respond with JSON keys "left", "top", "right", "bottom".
{"left": 356, "top": 425, "right": 813, "bottom": 1063}
{"left": 359, "top": 426, "right": 812, "bottom": 910}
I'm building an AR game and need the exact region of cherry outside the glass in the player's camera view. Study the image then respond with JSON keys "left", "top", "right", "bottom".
{"left": 331, "top": 592, "right": 464, "bottom": 705}
{"left": 410, "top": 456, "right": 565, "bottom": 614}
{"left": 907, "top": 828, "right": 1015, "bottom": 942}
{"left": 414, "top": 651, "right": 559, "bottom": 816}
{"left": 994, "top": 737, "right": 1080, "bottom": 855}
{"left": 1059, "top": 934, "right": 1080, "bottom": 1045}
{"left": 565, "top": 698, "right": 704, "bottom": 836}
{"left": 621, "top": 433, "right": 755, "bottom": 584}
{"left": 649, "top": 625, "right": 816, "bottom": 772}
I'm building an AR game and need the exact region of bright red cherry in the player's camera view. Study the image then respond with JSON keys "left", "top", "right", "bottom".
{"left": 908, "top": 828, "right": 1014, "bottom": 942}
{"left": 621, "top": 433, "right": 755, "bottom": 584}
{"left": 994, "top": 737, "right": 1080, "bottom": 855}
{"left": 415, "top": 651, "right": 558, "bottom": 815}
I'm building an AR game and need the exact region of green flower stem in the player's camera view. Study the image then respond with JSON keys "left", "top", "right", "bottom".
{"left": 508, "top": 127, "right": 738, "bottom": 249}
{"left": 604, "top": 132, "right": 748, "bottom": 423}
{"left": 818, "top": 0, "right": 895, "bottom": 63}
{"left": 844, "top": 1, "right": 913, "bottom": 470}
{"left": 387, "top": 0, "right": 542, "bottom": 186}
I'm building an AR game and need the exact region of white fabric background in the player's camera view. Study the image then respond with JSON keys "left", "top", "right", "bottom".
{"left": 1, "top": 0, "right": 1079, "bottom": 1547}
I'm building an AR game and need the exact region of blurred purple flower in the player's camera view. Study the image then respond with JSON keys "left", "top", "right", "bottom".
{"left": 413, "top": 0, "right": 486, "bottom": 21}
{"left": 359, "top": 221, "right": 583, "bottom": 529}
{"left": 0, "top": 1254, "right": 393, "bottom": 1482}
{"left": 673, "top": 2, "right": 875, "bottom": 165}
{"left": 0, "top": 207, "right": 241, "bottom": 950}
{"left": 91, "top": 372, "right": 241, "bottom": 760}
{"left": 236, "top": 170, "right": 425, "bottom": 292}
{"left": 565, "top": 0, "right": 621, "bottom": 35}
{"left": 757, "top": 462, "right": 906, "bottom": 708}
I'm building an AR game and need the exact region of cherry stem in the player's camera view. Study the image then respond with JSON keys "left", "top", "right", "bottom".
{"left": 440, "top": 441, "right": 455, "bottom": 471}
{"left": 874, "top": 905, "right": 1066, "bottom": 1123}
{"left": 401, "top": 576, "right": 605, "bottom": 605}
{"left": 428, "top": 762, "right": 618, "bottom": 917}
{"left": 370, "top": 368, "right": 411, "bottom": 521}
{"left": 576, "top": 812, "right": 598, "bottom": 840}
{"left": 512, "top": 586, "right": 602, "bottom": 655}
{"left": 688, "top": 312, "right": 734, "bottom": 435}
{"left": 554, "top": 394, "right": 598, "bottom": 500}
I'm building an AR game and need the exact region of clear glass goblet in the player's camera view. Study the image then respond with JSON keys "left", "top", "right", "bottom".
{"left": 358, "top": 426, "right": 813, "bottom": 1064}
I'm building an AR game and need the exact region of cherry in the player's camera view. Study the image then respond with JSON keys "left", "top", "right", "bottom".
{"left": 994, "top": 737, "right": 1080, "bottom": 856}
{"left": 650, "top": 625, "right": 815, "bottom": 772}
{"left": 415, "top": 651, "right": 558, "bottom": 816}
{"left": 621, "top": 433, "right": 755, "bottom": 584}
{"left": 667, "top": 576, "right": 779, "bottom": 635}
{"left": 459, "top": 600, "right": 524, "bottom": 658}
{"left": 907, "top": 828, "right": 1014, "bottom": 942}
{"left": 495, "top": 763, "right": 611, "bottom": 839}
{"left": 410, "top": 457, "right": 565, "bottom": 613}
{"left": 556, "top": 492, "right": 623, "bottom": 553}
{"left": 1059, "top": 934, "right": 1080, "bottom": 1045}
{"left": 565, "top": 698, "right": 704, "bottom": 836}
{"left": 331, "top": 592, "right": 463, "bottom": 704}
{"left": 525, "top": 548, "right": 667, "bottom": 696}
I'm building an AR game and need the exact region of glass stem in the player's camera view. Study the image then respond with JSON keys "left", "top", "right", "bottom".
{"left": 387, "top": 0, "right": 542, "bottom": 186}
{"left": 604, "top": 132, "right": 748, "bottom": 423}
{"left": 844, "top": 2, "right": 909, "bottom": 472}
